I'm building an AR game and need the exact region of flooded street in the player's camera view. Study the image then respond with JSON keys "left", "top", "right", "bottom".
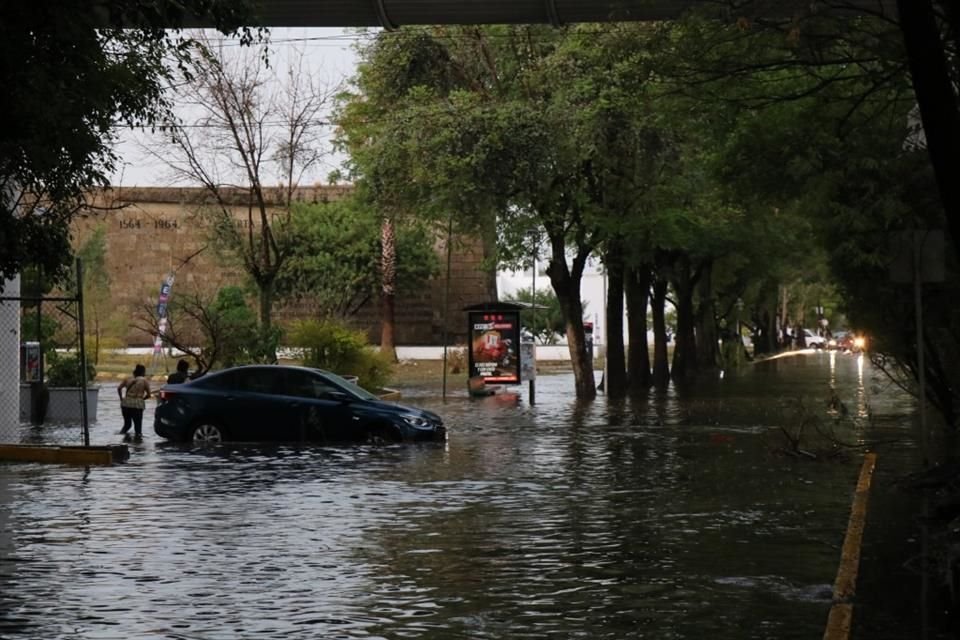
{"left": 0, "top": 352, "right": 934, "bottom": 638}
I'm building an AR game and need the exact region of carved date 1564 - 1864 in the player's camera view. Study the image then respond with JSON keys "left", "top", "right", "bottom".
{"left": 118, "top": 219, "right": 180, "bottom": 231}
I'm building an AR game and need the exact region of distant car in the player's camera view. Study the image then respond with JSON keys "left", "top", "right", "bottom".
{"left": 803, "top": 329, "right": 827, "bottom": 349}
{"left": 830, "top": 331, "right": 866, "bottom": 353}
{"left": 154, "top": 365, "right": 446, "bottom": 444}
{"left": 827, "top": 330, "right": 849, "bottom": 351}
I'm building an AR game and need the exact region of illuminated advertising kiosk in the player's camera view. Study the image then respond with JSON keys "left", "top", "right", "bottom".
{"left": 464, "top": 303, "right": 523, "bottom": 385}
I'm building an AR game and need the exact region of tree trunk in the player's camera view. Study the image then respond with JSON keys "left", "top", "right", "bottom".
{"left": 380, "top": 216, "right": 398, "bottom": 362}
{"left": 259, "top": 279, "right": 273, "bottom": 331}
{"left": 778, "top": 284, "right": 790, "bottom": 342}
{"left": 604, "top": 241, "right": 627, "bottom": 398}
{"left": 546, "top": 241, "right": 596, "bottom": 400}
{"left": 625, "top": 262, "right": 651, "bottom": 393}
{"left": 694, "top": 259, "right": 719, "bottom": 371}
{"left": 762, "top": 308, "right": 777, "bottom": 354}
{"left": 751, "top": 282, "right": 779, "bottom": 356}
{"left": 258, "top": 278, "right": 277, "bottom": 362}
{"left": 670, "top": 256, "right": 697, "bottom": 381}
{"left": 93, "top": 312, "right": 101, "bottom": 366}
{"left": 927, "top": 329, "right": 960, "bottom": 429}
{"left": 651, "top": 277, "right": 670, "bottom": 388}
{"left": 897, "top": 0, "right": 960, "bottom": 259}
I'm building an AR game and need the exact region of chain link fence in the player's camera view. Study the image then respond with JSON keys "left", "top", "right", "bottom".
{"left": 0, "top": 263, "right": 92, "bottom": 447}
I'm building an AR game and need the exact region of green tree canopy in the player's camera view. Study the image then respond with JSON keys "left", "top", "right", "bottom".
{"left": 277, "top": 196, "right": 439, "bottom": 319}
{"left": 0, "top": 0, "right": 261, "bottom": 289}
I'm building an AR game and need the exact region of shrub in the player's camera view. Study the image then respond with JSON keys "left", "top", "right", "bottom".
{"left": 212, "top": 286, "right": 261, "bottom": 367}
{"left": 447, "top": 346, "right": 467, "bottom": 373}
{"left": 288, "top": 320, "right": 393, "bottom": 391}
{"left": 46, "top": 353, "right": 96, "bottom": 387}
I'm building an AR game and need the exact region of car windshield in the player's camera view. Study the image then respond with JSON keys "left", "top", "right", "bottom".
{"left": 321, "top": 370, "right": 379, "bottom": 401}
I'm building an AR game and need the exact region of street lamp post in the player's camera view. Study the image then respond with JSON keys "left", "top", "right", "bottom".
{"left": 529, "top": 236, "right": 536, "bottom": 405}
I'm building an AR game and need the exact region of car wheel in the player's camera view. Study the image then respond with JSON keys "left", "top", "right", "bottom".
{"left": 190, "top": 422, "right": 225, "bottom": 444}
{"left": 364, "top": 424, "right": 400, "bottom": 446}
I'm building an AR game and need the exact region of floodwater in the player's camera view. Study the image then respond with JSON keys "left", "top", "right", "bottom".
{"left": 0, "top": 351, "right": 939, "bottom": 639}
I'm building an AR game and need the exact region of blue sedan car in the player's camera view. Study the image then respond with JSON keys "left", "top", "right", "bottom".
{"left": 154, "top": 365, "right": 445, "bottom": 444}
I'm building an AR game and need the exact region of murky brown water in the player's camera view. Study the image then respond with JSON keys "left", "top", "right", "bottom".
{"left": 0, "top": 352, "right": 938, "bottom": 638}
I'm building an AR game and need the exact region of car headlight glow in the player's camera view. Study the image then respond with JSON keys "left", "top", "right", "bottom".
{"left": 853, "top": 336, "right": 866, "bottom": 349}
{"left": 401, "top": 414, "right": 430, "bottom": 428}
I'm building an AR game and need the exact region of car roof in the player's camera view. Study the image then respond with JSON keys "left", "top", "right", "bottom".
{"left": 199, "top": 364, "right": 335, "bottom": 379}
{"left": 220, "top": 364, "right": 331, "bottom": 374}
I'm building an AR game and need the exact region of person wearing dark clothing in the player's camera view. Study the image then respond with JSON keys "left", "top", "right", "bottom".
{"left": 167, "top": 359, "right": 190, "bottom": 385}
{"left": 118, "top": 364, "right": 151, "bottom": 439}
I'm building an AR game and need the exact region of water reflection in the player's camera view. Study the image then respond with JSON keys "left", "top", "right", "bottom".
{"left": 0, "top": 353, "right": 925, "bottom": 639}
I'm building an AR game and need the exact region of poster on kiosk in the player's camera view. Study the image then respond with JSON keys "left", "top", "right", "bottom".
{"left": 468, "top": 310, "right": 521, "bottom": 384}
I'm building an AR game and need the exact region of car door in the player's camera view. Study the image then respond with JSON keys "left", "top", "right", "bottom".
{"left": 281, "top": 369, "right": 358, "bottom": 442}
{"left": 188, "top": 369, "right": 244, "bottom": 434}
{"left": 231, "top": 367, "right": 299, "bottom": 441}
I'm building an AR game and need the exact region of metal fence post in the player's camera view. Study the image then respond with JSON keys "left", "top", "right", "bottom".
{"left": 76, "top": 258, "right": 89, "bottom": 446}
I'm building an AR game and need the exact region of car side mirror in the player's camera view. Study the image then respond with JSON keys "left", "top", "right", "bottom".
{"left": 327, "top": 390, "right": 351, "bottom": 403}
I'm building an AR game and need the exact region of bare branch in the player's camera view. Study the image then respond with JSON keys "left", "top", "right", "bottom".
{"left": 140, "top": 32, "right": 336, "bottom": 337}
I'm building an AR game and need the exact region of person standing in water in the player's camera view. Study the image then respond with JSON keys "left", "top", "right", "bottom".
{"left": 166, "top": 359, "right": 190, "bottom": 385}
{"left": 118, "top": 364, "right": 151, "bottom": 439}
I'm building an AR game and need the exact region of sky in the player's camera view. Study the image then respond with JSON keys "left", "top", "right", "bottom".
{"left": 110, "top": 28, "right": 365, "bottom": 187}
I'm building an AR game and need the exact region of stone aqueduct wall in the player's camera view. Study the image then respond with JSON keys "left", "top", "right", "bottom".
{"left": 75, "top": 186, "right": 495, "bottom": 346}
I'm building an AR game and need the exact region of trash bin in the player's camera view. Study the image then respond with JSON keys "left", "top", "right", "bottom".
{"left": 29, "top": 381, "right": 49, "bottom": 425}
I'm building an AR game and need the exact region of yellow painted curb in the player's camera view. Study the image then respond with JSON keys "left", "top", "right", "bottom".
{"left": 823, "top": 452, "right": 877, "bottom": 640}
{"left": 0, "top": 444, "right": 129, "bottom": 465}
{"left": 824, "top": 604, "right": 853, "bottom": 638}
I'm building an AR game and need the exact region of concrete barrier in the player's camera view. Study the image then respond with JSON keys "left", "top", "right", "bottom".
{"left": 0, "top": 444, "right": 129, "bottom": 465}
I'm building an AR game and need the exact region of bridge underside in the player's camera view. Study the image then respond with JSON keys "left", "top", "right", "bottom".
{"left": 250, "top": 1, "right": 897, "bottom": 28}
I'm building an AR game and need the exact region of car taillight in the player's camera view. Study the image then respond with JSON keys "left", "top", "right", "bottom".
{"left": 159, "top": 390, "right": 175, "bottom": 401}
